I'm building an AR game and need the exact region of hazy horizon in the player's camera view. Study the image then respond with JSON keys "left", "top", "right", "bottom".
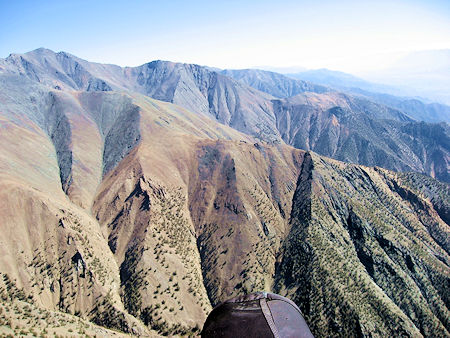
{"left": 1, "top": 0, "right": 449, "bottom": 74}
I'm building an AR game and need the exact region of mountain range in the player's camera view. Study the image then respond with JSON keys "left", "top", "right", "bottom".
{"left": 286, "top": 68, "right": 450, "bottom": 123}
{"left": 2, "top": 48, "right": 449, "bottom": 183}
{"left": 0, "top": 48, "right": 448, "bottom": 337}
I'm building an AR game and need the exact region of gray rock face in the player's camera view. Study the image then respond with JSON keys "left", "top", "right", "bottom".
{"left": 129, "top": 61, "right": 279, "bottom": 141}
{"left": 77, "top": 92, "right": 136, "bottom": 139}
{"left": 0, "top": 74, "right": 51, "bottom": 126}
{"left": 87, "top": 78, "right": 112, "bottom": 92}
{"left": 102, "top": 104, "right": 141, "bottom": 176}
{"left": 46, "top": 92, "right": 73, "bottom": 192}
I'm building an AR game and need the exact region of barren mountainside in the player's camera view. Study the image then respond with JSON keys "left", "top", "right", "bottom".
{"left": 0, "top": 49, "right": 449, "bottom": 337}
{"left": 2, "top": 48, "right": 448, "bottom": 182}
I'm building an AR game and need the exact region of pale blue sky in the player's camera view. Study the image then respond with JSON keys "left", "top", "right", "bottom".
{"left": 1, "top": 0, "right": 449, "bottom": 73}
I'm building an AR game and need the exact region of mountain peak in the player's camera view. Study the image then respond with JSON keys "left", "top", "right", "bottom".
{"left": 24, "top": 47, "right": 58, "bottom": 58}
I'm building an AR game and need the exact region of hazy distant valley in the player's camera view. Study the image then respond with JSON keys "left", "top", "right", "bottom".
{"left": 0, "top": 48, "right": 448, "bottom": 337}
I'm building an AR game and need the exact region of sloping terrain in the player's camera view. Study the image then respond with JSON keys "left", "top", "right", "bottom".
{"left": 0, "top": 273, "right": 130, "bottom": 337}
{"left": 0, "top": 49, "right": 448, "bottom": 337}
{"left": 224, "top": 67, "right": 450, "bottom": 123}
{"left": 0, "top": 78, "right": 295, "bottom": 334}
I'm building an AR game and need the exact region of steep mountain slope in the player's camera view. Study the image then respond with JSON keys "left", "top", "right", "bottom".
{"left": 0, "top": 277, "right": 128, "bottom": 337}
{"left": 0, "top": 68, "right": 295, "bottom": 331}
{"left": 0, "top": 84, "right": 163, "bottom": 335}
{"left": 275, "top": 153, "right": 449, "bottom": 337}
{"left": 0, "top": 79, "right": 299, "bottom": 335}
{"left": 0, "top": 68, "right": 449, "bottom": 337}
{"left": 273, "top": 92, "right": 450, "bottom": 182}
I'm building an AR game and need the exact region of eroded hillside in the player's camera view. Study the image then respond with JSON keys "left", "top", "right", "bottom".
{"left": 0, "top": 82, "right": 448, "bottom": 337}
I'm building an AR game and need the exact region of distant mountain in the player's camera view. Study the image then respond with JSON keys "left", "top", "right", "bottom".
{"left": 350, "top": 89, "right": 450, "bottom": 123}
{"left": 363, "top": 49, "right": 450, "bottom": 106}
{"left": 217, "top": 68, "right": 450, "bottom": 182}
{"left": 288, "top": 68, "right": 405, "bottom": 95}
{"left": 221, "top": 68, "right": 328, "bottom": 98}
{"left": 221, "top": 68, "right": 411, "bottom": 120}
{"left": 0, "top": 65, "right": 448, "bottom": 337}
{"left": 273, "top": 92, "right": 450, "bottom": 182}
{"left": 287, "top": 68, "right": 450, "bottom": 123}
{"left": 223, "top": 67, "right": 450, "bottom": 123}
{"left": 250, "top": 65, "right": 307, "bottom": 74}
